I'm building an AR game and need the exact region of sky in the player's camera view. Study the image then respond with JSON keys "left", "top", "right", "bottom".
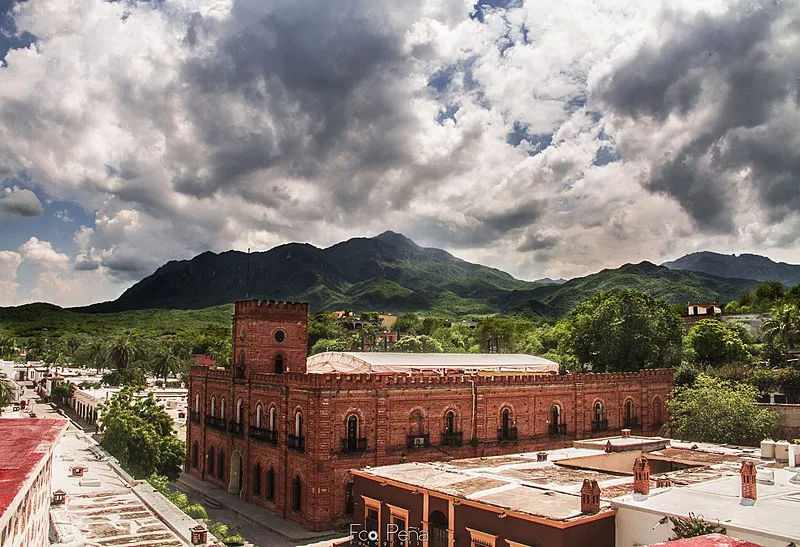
{"left": 0, "top": 0, "right": 799, "bottom": 307}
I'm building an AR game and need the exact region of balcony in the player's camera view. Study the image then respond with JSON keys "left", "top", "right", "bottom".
{"left": 623, "top": 416, "right": 641, "bottom": 429}
{"left": 228, "top": 422, "right": 244, "bottom": 436}
{"left": 189, "top": 411, "right": 201, "bottom": 423}
{"left": 250, "top": 427, "right": 278, "bottom": 445}
{"left": 287, "top": 434, "right": 305, "bottom": 452}
{"left": 234, "top": 365, "right": 245, "bottom": 379}
{"left": 591, "top": 420, "right": 609, "bottom": 432}
{"left": 406, "top": 434, "right": 430, "bottom": 449}
{"left": 204, "top": 415, "right": 227, "bottom": 431}
{"left": 548, "top": 423, "right": 567, "bottom": 436}
{"left": 497, "top": 427, "right": 518, "bottom": 442}
{"left": 440, "top": 431, "right": 463, "bottom": 446}
{"left": 341, "top": 437, "right": 368, "bottom": 453}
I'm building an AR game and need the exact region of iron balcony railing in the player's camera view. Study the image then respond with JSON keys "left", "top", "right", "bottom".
{"left": 497, "top": 426, "right": 518, "bottom": 442}
{"left": 287, "top": 434, "right": 305, "bottom": 452}
{"left": 341, "top": 437, "right": 368, "bottom": 453}
{"left": 204, "top": 415, "right": 227, "bottom": 431}
{"left": 623, "top": 416, "right": 641, "bottom": 428}
{"left": 548, "top": 423, "right": 567, "bottom": 436}
{"left": 406, "top": 434, "right": 430, "bottom": 449}
{"left": 228, "top": 422, "right": 244, "bottom": 436}
{"left": 592, "top": 419, "right": 609, "bottom": 432}
{"left": 250, "top": 427, "right": 278, "bottom": 445}
{"left": 440, "top": 431, "right": 464, "bottom": 446}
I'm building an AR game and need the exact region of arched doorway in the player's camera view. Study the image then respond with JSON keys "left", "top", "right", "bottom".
{"left": 207, "top": 448, "right": 215, "bottom": 475}
{"left": 266, "top": 467, "right": 275, "bottom": 501}
{"left": 191, "top": 442, "right": 198, "bottom": 468}
{"left": 346, "top": 415, "right": 359, "bottom": 451}
{"left": 292, "top": 475, "right": 302, "bottom": 513}
{"left": 344, "top": 480, "right": 354, "bottom": 515}
{"left": 429, "top": 510, "right": 448, "bottom": 547}
{"left": 653, "top": 396, "right": 664, "bottom": 426}
{"left": 228, "top": 450, "right": 242, "bottom": 494}
{"left": 274, "top": 353, "right": 284, "bottom": 374}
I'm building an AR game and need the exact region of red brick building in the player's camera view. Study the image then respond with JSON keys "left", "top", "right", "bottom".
{"left": 187, "top": 299, "right": 673, "bottom": 531}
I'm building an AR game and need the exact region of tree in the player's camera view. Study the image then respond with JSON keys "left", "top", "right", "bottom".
{"left": 100, "top": 387, "right": 185, "bottom": 480}
{"left": 0, "top": 377, "right": 13, "bottom": 408}
{"left": 762, "top": 304, "right": 800, "bottom": 365}
{"left": 685, "top": 319, "right": 750, "bottom": 367}
{"left": 310, "top": 338, "right": 350, "bottom": 355}
{"left": 102, "top": 335, "right": 147, "bottom": 385}
{"left": 393, "top": 335, "right": 444, "bottom": 353}
{"left": 565, "top": 290, "right": 683, "bottom": 372}
{"left": 0, "top": 336, "right": 20, "bottom": 360}
{"left": 668, "top": 374, "right": 778, "bottom": 445}
{"left": 669, "top": 513, "right": 725, "bottom": 539}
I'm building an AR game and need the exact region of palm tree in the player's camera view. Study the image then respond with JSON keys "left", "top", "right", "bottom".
{"left": 0, "top": 336, "right": 20, "bottom": 361}
{"left": 762, "top": 304, "right": 800, "bottom": 364}
{"left": 0, "top": 377, "right": 14, "bottom": 409}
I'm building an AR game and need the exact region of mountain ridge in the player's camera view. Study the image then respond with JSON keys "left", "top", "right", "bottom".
{"left": 69, "top": 233, "right": 775, "bottom": 318}
{"left": 662, "top": 251, "right": 800, "bottom": 286}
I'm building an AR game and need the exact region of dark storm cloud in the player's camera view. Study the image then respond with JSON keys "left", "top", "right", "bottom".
{"left": 73, "top": 258, "right": 99, "bottom": 271}
{"left": 595, "top": 1, "right": 800, "bottom": 231}
{"left": 0, "top": 187, "right": 43, "bottom": 217}
{"left": 177, "top": 0, "right": 420, "bottom": 214}
{"left": 517, "top": 230, "right": 558, "bottom": 252}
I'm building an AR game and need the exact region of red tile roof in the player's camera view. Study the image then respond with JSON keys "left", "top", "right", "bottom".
{"left": 648, "top": 533, "right": 761, "bottom": 546}
{"left": 0, "top": 418, "right": 68, "bottom": 517}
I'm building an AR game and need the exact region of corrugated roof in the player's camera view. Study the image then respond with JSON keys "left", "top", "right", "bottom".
{"left": 305, "top": 352, "right": 559, "bottom": 374}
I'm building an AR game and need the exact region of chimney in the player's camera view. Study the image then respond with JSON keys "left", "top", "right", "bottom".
{"left": 633, "top": 456, "right": 651, "bottom": 496}
{"left": 537, "top": 451, "right": 548, "bottom": 462}
{"left": 741, "top": 461, "right": 757, "bottom": 501}
{"left": 580, "top": 479, "right": 601, "bottom": 513}
{"left": 621, "top": 428, "right": 631, "bottom": 438}
{"left": 656, "top": 477, "right": 672, "bottom": 488}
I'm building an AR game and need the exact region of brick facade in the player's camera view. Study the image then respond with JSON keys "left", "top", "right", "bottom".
{"left": 187, "top": 299, "right": 674, "bottom": 531}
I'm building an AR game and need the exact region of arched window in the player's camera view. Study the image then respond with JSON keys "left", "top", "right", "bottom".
{"left": 256, "top": 404, "right": 263, "bottom": 428}
{"left": 593, "top": 401, "right": 607, "bottom": 432}
{"left": 410, "top": 410, "right": 424, "bottom": 435}
{"left": 594, "top": 401, "right": 604, "bottom": 422}
{"left": 191, "top": 442, "right": 199, "bottom": 468}
{"left": 445, "top": 410, "right": 456, "bottom": 434}
{"left": 292, "top": 475, "right": 302, "bottom": 513}
{"left": 550, "top": 404, "right": 564, "bottom": 435}
{"left": 429, "top": 510, "right": 448, "bottom": 547}
{"left": 653, "top": 396, "right": 664, "bottom": 426}
{"left": 551, "top": 404, "right": 562, "bottom": 425}
{"left": 625, "top": 399, "right": 635, "bottom": 424}
{"left": 294, "top": 411, "right": 303, "bottom": 437}
{"left": 238, "top": 351, "right": 245, "bottom": 365}
{"left": 210, "top": 396, "right": 216, "bottom": 417}
{"left": 501, "top": 407, "right": 512, "bottom": 435}
{"left": 274, "top": 353, "right": 284, "bottom": 374}
{"left": 345, "top": 480, "right": 354, "bottom": 515}
{"left": 207, "top": 448, "right": 215, "bottom": 475}
{"left": 220, "top": 398, "right": 226, "bottom": 420}
{"left": 194, "top": 393, "right": 199, "bottom": 413}
{"left": 253, "top": 463, "right": 262, "bottom": 495}
{"left": 236, "top": 398, "right": 243, "bottom": 424}
{"left": 269, "top": 406, "right": 276, "bottom": 431}
{"left": 266, "top": 467, "right": 275, "bottom": 501}
{"left": 217, "top": 449, "right": 225, "bottom": 480}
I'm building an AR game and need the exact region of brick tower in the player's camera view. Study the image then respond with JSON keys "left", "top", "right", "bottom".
{"left": 231, "top": 299, "right": 308, "bottom": 375}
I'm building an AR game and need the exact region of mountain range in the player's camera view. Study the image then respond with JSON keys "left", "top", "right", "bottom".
{"left": 662, "top": 251, "right": 800, "bottom": 287}
{"left": 72, "top": 231, "right": 792, "bottom": 318}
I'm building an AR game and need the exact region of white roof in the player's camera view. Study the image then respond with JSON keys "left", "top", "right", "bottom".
{"left": 305, "top": 352, "right": 559, "bottom": 374}
{"left": 611, "top": 468, "right": 800, "bottom": 541}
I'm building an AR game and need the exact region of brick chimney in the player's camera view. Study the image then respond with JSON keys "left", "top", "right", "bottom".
{"left": 741, "top": 461, "right": 757, "bottom": 501}
{"left": 536, "top": 451, "right": 548, "bottom": 462}
{"left": 580, "top": 479, "right": 601, "bottom": 513}
{"left": 656, "top": 477, "right": 672, "bottom": 488}
{"left": 633, "top": 456, "right": 651, "bottom": 496}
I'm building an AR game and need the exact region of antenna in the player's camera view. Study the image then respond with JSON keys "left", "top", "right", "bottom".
{"left": 246, "top": 247, "right": 251, "bottom": 298}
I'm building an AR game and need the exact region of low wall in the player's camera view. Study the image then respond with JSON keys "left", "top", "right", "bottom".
{"left": 759, "top": 403, "right": 800, "bottom": 440}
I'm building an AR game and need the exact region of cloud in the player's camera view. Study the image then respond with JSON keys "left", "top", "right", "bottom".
{"left": 0, "top": 0, "right": 797, "bottom": 302}
{"left": 0, "top": 186, "right": 43, "bottom": 217}
{"left": 18, "top": 236, "right": 69, "bottom": 269}
{"left": 54, "top": 209, "right": 73, "bottom": 222}
{"left": 593, "top": 0, "right": 800, "bottom": 232}
{"left": 0, "top": 250, "right": 22, "bottom": 306}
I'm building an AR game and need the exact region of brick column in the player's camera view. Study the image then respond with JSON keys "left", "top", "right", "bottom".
{"left": 741, "top": 461, "right": 757, "bottom": 501}
{"left": 633, "top": 456, "right": 651, "bottom": 495}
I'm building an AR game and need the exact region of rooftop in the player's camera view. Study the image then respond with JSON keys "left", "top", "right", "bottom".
{"left": 306, "top": 352, "right": 559, "bottom": 374}
{"left": 0, "top": 418, "right": 68, "bottom": 518}
{"left": 648, "top": 534, "right": 761, "bottom": 546}
{"left": 612, "top": 468, "right": 800, "bottom": 541}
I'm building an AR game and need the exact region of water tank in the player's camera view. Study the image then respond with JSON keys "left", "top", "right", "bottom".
{"left": 761, "top": 439, "right": 776, "bottom": 459}
{"left": 775, "top": 440, "right": 790, "bottom": 462}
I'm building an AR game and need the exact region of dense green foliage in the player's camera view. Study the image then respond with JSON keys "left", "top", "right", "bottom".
{"left": 563, "top": 290, "right": 683, "bottom": 372}
{"left": 0, "top": 378, "right": 12, "bottom": 408}
{"left": 100, "top": 387, "right": 186, "bottom": 480}
{"left": 669, "top": 374, "right": 777, "bottom": 445}
{"left": 684, "top": 319, "right": 751, "bottom": 367}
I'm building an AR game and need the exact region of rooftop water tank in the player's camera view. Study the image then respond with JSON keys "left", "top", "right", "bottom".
{"left": 761, "top": 439, "right": 776, "bottom": 459}
{"left": 775, "top": 440, "right": 790, "bottom": 462}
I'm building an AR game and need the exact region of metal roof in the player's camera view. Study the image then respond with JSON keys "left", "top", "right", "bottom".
{"left": 305, "top": 352, "right": 559, "bottom": 374}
